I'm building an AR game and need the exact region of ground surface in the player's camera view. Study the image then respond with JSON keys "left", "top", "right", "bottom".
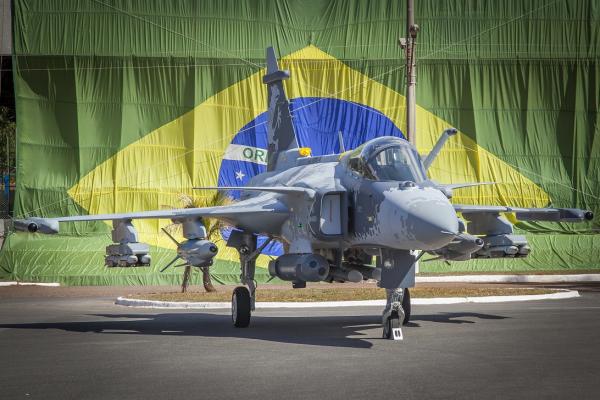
{"left": 1, "top": 285, "right": 600, "bottom": 400}
{"left": 0, "top": 281, "right": 589, "bottom": 299}
{"left": 128, "top": 287, "right": 555, "bottom": 302}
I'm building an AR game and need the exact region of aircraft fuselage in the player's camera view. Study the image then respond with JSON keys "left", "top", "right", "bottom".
{"left": 241, "top": 136, "right": 459, "bottom": 253}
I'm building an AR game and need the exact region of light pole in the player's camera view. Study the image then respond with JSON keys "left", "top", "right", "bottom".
{"left": 399, "top": 0, "right": 419, "bottom": 146}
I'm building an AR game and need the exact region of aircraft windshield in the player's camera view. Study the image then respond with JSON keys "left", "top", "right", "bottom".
{"left": 366, "top": 146, "right": 425, "bottom": 182}
{"left": 345, "top": 137, "right": 427, "bottom": 183}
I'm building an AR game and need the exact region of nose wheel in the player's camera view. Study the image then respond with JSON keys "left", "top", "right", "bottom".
{"left": 232, "top": 286, "right": 251, "bottom": 328}
{"left": 382, "top": 287, "right": 410, "bottom": 340}
{"left": 383, "top": 310, "right": 404, "bottom": 340}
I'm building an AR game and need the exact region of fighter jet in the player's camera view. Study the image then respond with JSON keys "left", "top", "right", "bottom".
{"left": 15, "top": 47, "right": 593, "bottom": 340}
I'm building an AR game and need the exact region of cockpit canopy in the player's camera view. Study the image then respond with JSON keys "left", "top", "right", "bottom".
{"left": 345, "top": 136, "right": 426, "bottom": 182}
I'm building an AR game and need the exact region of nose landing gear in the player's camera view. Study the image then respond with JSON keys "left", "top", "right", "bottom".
{"left": 382, "top": 288, "right": 411, "bottom": 340}
{"left": 383, "top": 307, "right": 405, "bottom": 340}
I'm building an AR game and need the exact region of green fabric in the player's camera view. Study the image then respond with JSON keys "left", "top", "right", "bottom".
{"left": 420, "top": 233, "right": 600, "bottom": 273}
{"left": 2, "top": 0, "right": 599, "bottom": 285}
{"left": 0, "top": 233, "right": 278, "bottom": 285}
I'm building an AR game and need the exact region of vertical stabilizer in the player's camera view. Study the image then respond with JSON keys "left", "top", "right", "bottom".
{"left": 263, "top": 46, "right": 299, "bottom": 171}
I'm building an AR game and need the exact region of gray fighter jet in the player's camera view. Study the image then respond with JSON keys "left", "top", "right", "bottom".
{"left": 15, "top": 47, "right": 593, "bottom": 340}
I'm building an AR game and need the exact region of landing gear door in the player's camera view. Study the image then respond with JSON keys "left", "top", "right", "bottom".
{"left": 310, "top": 191, "right": 347, "bottom": 240}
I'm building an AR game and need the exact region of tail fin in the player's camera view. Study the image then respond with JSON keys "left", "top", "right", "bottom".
{"left": 263, "top": 46, "right": 299, "bottom": 171}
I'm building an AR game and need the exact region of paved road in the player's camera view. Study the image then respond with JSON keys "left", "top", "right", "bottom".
{"left": 1, "top": 292, "right": 599, "bottom": 399}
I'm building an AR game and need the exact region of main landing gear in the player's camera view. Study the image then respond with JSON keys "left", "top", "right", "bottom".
{"left": 230, "top": 233, "right": 272, "bottom": 328}
{"left": 232, "top": 286, "right": 251, "bottom": 327}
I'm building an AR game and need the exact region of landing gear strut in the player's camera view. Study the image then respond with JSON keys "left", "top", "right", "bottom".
{"left": 231, "top": 233, "right": 272, "bottom": 328}
{"left": 377, "top": 249, "right": 416, "bottom": 340}
{"left": 402, "top": 287, "right": 411, "bottom": 326}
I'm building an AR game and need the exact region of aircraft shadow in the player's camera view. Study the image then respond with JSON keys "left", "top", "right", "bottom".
{"left": 0, "top": 311, "right": 508, "bottom": 349}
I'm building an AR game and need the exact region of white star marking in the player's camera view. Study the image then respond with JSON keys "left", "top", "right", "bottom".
{"left": 235, "top": 170, "right": 246, "bottom": 180}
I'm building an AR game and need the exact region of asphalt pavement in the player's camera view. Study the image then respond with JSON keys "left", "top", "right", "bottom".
{"left": 1, "top": 290, "right": 599, "bottom": 399}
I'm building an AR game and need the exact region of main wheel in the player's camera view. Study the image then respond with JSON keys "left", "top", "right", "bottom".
{"left": 402, "top": 288, "right": 411, "bottom": 325}
{"left": 232, "top": 286, "right": 251, "bottom": 328}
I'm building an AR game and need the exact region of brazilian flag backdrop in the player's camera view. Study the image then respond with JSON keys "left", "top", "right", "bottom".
{"left": 1, "top": 0, "right": 599, "bottom": 285}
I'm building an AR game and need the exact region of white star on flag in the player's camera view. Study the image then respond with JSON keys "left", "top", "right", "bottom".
{"left": 235, "top": 170, "right": 246, "bottom": 180}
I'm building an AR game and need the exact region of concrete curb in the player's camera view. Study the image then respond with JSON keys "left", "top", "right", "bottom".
{"left": 115, "top": 290, "right": 580, "bottom": 309}
{"left": 1, "top": 274, "right": 598, "bottom": 288}
{"left": 416, "top": 274, "right": 600, "bottom": 283}
{"left": 0, "top": 281, "right": 61, "bottom": 287}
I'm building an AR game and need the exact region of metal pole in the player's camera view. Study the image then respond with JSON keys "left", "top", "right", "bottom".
{"left": 404, "top": 0, "right": 419, "bottom": 146}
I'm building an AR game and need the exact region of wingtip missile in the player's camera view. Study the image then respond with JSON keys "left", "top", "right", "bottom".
{"left": 14, "top": 218, "right": 59, "bottom": 234}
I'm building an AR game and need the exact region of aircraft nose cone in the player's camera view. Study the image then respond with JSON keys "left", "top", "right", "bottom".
{"left": 404, "top": 190, "right": 459, "bottom": 250}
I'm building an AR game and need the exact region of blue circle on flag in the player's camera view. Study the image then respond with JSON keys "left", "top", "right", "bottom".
{"left": 218, "top": 97, "right": 404, "bottom": 256}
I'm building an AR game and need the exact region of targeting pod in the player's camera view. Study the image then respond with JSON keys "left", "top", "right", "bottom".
{"left": 268, "top": 253, "right": 330, "bottom": 282}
